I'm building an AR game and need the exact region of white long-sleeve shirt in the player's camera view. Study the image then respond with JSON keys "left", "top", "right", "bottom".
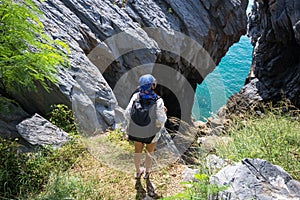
{"left": 124, "top": 93, "right": 167, "bottom": 127}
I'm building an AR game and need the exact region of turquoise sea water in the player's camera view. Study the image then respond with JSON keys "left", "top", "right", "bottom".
{"left": 192, "top": 1, "right": 254, "bottom": 121}
{"left": 192, "top": 35, "right": 253, "bottom": 121}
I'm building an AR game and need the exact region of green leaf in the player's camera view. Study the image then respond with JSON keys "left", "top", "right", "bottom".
{"left": 194, "top": 173, "right": 208, "bottom": 181}
{"left": 0, "top": 0, "right": 69, "bottom": 93}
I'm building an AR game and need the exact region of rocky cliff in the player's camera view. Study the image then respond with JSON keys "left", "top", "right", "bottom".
{"left": 241, "top": 0, "right": 300, "bottom": 107}
{"left": 1, "top": 0, "right": 249, "bottom": 137}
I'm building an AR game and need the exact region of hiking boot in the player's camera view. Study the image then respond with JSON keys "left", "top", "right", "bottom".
{"left": 143, "top": 172, "right": 150, "bottom": 179}
{"left": 135, "top": 168, "right": 145, "bottom": 179}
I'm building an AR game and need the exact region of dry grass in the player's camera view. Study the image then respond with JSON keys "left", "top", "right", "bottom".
{"left": 68, "top": 150, "right": 185, "bottom": 200}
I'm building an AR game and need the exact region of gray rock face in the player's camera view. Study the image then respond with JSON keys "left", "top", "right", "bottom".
{"left": 210, "top": 158, "right": 300, "bottom": 200}
{"left": 9, "top": 0, "right": 119, "bottom": 134}
{"left": 9, "top": 0, "right": 248, "bottom": 131}
{"left": 246, "top": 0, "right": 300, "bottom": 107}
{"left": 16, "top": 114, "right": 71, "bottom": 148}
{"left": 2, "top": 0, "right": 249, "bottom": 135}
{"left": 97, "top": 0, "right": 249, "bottom": 120}
{"left": 0, "top": 96, "right": 30, "bottom": 139}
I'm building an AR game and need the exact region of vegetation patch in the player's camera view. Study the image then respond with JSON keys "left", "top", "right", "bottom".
{"left": 163, "top": 174, "right": 226, "bottom": 200}
{"left": 1, "top": 98, "right": 299, "bottom": 199}
{"left": 47, "top": 104, "right": 78, "bottom": 136}
{"left": 103, "top": 128, "right": 134, "bottom": 152}
{"left": 0, "top": 0, "right": 69, "bottom": 94}
{"left": 216, "top": 105, "right": 300, "bottom": 180}
{"left": 0, "top": 138, "right": 86, "bottom": 199}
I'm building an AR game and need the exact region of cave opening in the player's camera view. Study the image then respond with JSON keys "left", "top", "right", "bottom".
{"left": 97, "top": 48, "right": 205, "bottom": 124}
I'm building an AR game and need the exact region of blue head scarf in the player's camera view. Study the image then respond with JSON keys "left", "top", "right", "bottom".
{"left": 138, "top": 74, "right": 157, "bottom": 100}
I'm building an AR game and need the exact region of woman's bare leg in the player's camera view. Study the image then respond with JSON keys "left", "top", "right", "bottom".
{"left": 134, "top": 141, "right": 144, "bottom": 174}
{"left": 145, "top": 143, "right": 156, "bottom": 173}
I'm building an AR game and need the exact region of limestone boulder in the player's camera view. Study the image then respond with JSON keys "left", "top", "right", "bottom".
{"left": 210, "top": 158, "right": 300, "bottom": 200}
{"left": 16, "top": 114, "right": 71, "bottom": 148}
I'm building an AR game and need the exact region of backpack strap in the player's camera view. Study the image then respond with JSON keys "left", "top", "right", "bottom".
{"left": 141, "top": 95, "right": 160, "bottom": 106}
{"left": 154, "top": 95, "right": 161, "bottom": 102}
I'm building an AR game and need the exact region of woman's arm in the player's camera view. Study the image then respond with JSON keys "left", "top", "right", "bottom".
{"left": 156, "top": 98, "right": 167, "bottom": 126}
{"left": 124, "top": 93, "right": 139, "bottom": 120}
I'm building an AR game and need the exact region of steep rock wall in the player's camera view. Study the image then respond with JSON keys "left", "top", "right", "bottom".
{"left": 2, "top": 0, "right": 248, "bottom": 134}
{"left": 244, "top": 0, "right": 300, "bottom": 107}
{"left": 89, "top": 0, "right": 249, "bottom": 121}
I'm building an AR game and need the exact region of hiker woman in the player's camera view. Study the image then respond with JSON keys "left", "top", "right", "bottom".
{"left": 125, "top": 74, "right": 167, "bottom": 179}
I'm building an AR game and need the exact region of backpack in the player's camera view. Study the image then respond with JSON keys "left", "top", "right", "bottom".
{"left": 128, "top": 94, "right": 161, "bottom": 139}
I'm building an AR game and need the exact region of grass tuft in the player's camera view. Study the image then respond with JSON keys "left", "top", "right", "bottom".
{"left": 216, "top": 105, "right": 300, "bottom": 180}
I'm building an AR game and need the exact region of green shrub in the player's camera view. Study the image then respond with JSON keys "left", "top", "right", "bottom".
{"left": 163, "top": 174, "right": 226, "bottom": 200}
{"left": 0, "top": 138, "right": 51, "bottom": 197}
{"left": 0, "top": 138, "right": 27, "bottom": 197}
{"left": 0, "top": 0, "right": 69, "bottom": 93}
{"left": 47, "top": 104, "right": 78, "bottom": 136}
{"left": 35, "top": 172, "right": 102, "bottom": 200}
{"left": 103, "top": 129, "right": 134, "bottom": 152}
{"left": 0, "top": 138, "right": 86, "bottom": 199}
{"left": 165, "top": 103, "right": 299, "bottom": 199}
{"left": 216, "top": 107, "right": 300, "bottom": 180}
